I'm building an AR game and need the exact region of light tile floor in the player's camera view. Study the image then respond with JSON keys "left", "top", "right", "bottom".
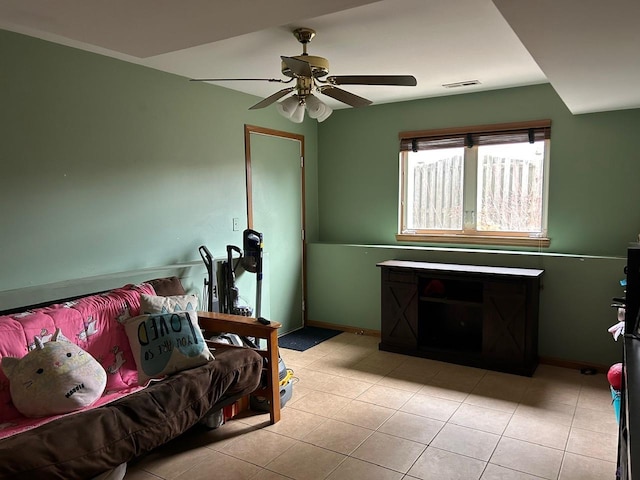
{"left": 126, "top": 333, "right": 619, "bottom": 480}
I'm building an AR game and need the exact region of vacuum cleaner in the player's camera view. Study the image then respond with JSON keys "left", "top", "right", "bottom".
{"left": 221, "top": 244, "right": 251, "bottom": 316}
{"left": 199, "top": 229, "right": 293, "bottom": 411}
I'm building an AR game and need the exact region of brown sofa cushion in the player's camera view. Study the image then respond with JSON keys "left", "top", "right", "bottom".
{"left": 0, "top": 347, "right": 263, "bottom": 480}
{"left": 146, "top": 276, "right": 186, "bottom": 296}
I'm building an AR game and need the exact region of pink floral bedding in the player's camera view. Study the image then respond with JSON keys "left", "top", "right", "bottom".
{"left": 0, "top": 282, "right": 156, "bottom": 440}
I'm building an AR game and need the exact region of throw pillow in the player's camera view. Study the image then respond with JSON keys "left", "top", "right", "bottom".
{"left": 1, "top": 329, "right": 107, "bottom": 418}
{"left": 139, "top": 294, "right": 198, "bottom": 315}
{"left": 122, "top": 311, "right": 213, "bottom": 385}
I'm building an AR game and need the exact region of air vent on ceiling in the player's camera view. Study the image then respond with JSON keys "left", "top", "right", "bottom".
{"left": 442, "top": 80, "right": 481, "bottom": 89}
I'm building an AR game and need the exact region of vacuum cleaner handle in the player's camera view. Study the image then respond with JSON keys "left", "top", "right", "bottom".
{"left": 198, "top": 245, "right": 214, "bottom": 312}
{"left": 199, "top": 245, "right": 214, "bottom": 275}
{"left": 226, "top": 245, "right": 243, "bottom": 272}
{"left": 242, "top": 229, "right": 263, "bottom": 274}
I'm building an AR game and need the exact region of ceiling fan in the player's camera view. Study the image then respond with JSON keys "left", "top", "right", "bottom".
{"left": 190, "top": 28, "right": 417, "bottom": 122}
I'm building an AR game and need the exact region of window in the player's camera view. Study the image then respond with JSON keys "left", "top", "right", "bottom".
{"left": 398, "top": 120, "right": 550, "bottom": 247}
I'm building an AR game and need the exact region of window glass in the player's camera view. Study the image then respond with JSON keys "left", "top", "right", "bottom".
{"left": 476, "top": 141, "right": 545, "bottom": 233}
{"left": 406, "top": 147, "right": 463, "bottom": 230}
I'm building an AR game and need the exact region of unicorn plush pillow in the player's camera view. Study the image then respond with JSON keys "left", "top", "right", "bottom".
{"left": 1, "top": 329, "right": 107, "bottom": 418}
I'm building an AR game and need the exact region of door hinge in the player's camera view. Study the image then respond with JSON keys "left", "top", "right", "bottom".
{"left": 300, "top": 156, "right": 304, "bottom": 168}
{"left": 301, "top": 229, "right": 305, "bottom": 241}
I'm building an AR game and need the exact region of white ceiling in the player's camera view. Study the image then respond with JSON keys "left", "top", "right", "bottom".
{"left": 0, "top": 0, "right": 638, "bottom": 114}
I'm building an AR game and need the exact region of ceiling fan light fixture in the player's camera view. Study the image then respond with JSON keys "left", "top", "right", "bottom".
{"left": 276, "top": 95, "right": 300, "bottom": 118}
{"left": 305, "top": 94, "right": 332, "bottom": 122}
{"left": 276, "top": 93, "right": 333, "bottom": 123}
{"left": 316, "top": 105, "right": 332, "bottom": 122}
{"left": 290, "top": 103, "right": 306, "bottom": 123}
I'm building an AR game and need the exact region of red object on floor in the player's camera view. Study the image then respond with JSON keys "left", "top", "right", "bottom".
{"left": 608, "top": 362, "right": 623, "bottom": 391}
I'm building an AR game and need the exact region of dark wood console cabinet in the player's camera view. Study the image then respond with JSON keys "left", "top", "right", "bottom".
{"left": 378, "top": 260, "right": 544, "bottom": 376}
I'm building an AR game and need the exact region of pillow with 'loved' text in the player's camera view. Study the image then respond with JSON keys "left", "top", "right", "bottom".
{"left": 121, "top": 311, "right": 213, "bottom": 385}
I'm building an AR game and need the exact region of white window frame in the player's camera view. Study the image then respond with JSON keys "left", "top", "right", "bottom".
{"left": 397, "top": 120, "right": 551, "bottom": 248}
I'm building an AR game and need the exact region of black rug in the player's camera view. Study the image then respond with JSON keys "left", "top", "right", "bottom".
{"left": 278, "top": 326, "right": 342, "bottom": 352}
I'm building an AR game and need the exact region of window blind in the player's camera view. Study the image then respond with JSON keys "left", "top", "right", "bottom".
{"left": 400, "top": 120, "right": 551, "bottom": 152}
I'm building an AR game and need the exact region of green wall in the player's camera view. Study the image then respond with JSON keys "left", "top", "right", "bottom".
{"left": 308, "top": 84, "right": 640, "bottom": 367}
{"left": 317, "top": 84, "right": 640, "bottom": 256}
{"left": 0, "top": 29, "right": 318, "bottom": 309}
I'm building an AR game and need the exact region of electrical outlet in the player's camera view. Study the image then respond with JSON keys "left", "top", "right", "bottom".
{"left": 232, "top": 217, "right": 240, "bottom": 231}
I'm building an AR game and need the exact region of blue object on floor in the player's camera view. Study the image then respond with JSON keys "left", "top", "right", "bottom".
{"left": 278, "top": 326, "right": 342, "bottom": 351}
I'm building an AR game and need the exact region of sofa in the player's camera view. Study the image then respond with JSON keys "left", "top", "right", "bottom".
{"left": 0, "top": 276, "right": 281, "bottom": 480}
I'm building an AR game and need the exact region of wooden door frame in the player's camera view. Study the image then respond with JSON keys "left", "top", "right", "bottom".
{"left": 244, "top": 124, "right": 307, "bottom": 325}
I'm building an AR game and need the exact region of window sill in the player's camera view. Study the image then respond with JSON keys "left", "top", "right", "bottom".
{"left": 396, "top": 233, "right": 551, "bottom": 248}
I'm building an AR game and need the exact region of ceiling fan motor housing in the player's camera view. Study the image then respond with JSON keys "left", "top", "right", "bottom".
{"left": 281, "top": 55, "right": 329, "bottom": 78}
{"left": 282, "top": 27, "right": 329, "bottom": 78}
{"left": 295, "top": 76, "right": 313, "bottom": 96}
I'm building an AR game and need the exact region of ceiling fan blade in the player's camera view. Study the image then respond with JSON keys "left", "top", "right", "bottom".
{"left": 190, "top": 77, "right": 288, "bottom": 83}
{"left": 318, "top": 86, "right": 372, "bottom": 108}
{"left": 281, "top": 56, "right": 312, "bottom": 77}
{"left": 249, "top": 87, "right": 295, "bottom": 110}
{"left": 326, "top": 75, "right": 417, "bottom": 86}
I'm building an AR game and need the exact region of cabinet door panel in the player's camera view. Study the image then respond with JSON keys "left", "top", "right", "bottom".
{"left": 381, "top": 282, "right": 418, "bottom": 348}
{"left": 483, "top": 281, "right": 526, "bottom": 361}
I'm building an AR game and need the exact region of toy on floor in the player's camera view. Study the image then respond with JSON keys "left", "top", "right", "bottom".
{"left": 608, "top": 362, "right": 623, "bottom": 425}
{"left": 608, "top": 362, "right": 623, "bottom": 391}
